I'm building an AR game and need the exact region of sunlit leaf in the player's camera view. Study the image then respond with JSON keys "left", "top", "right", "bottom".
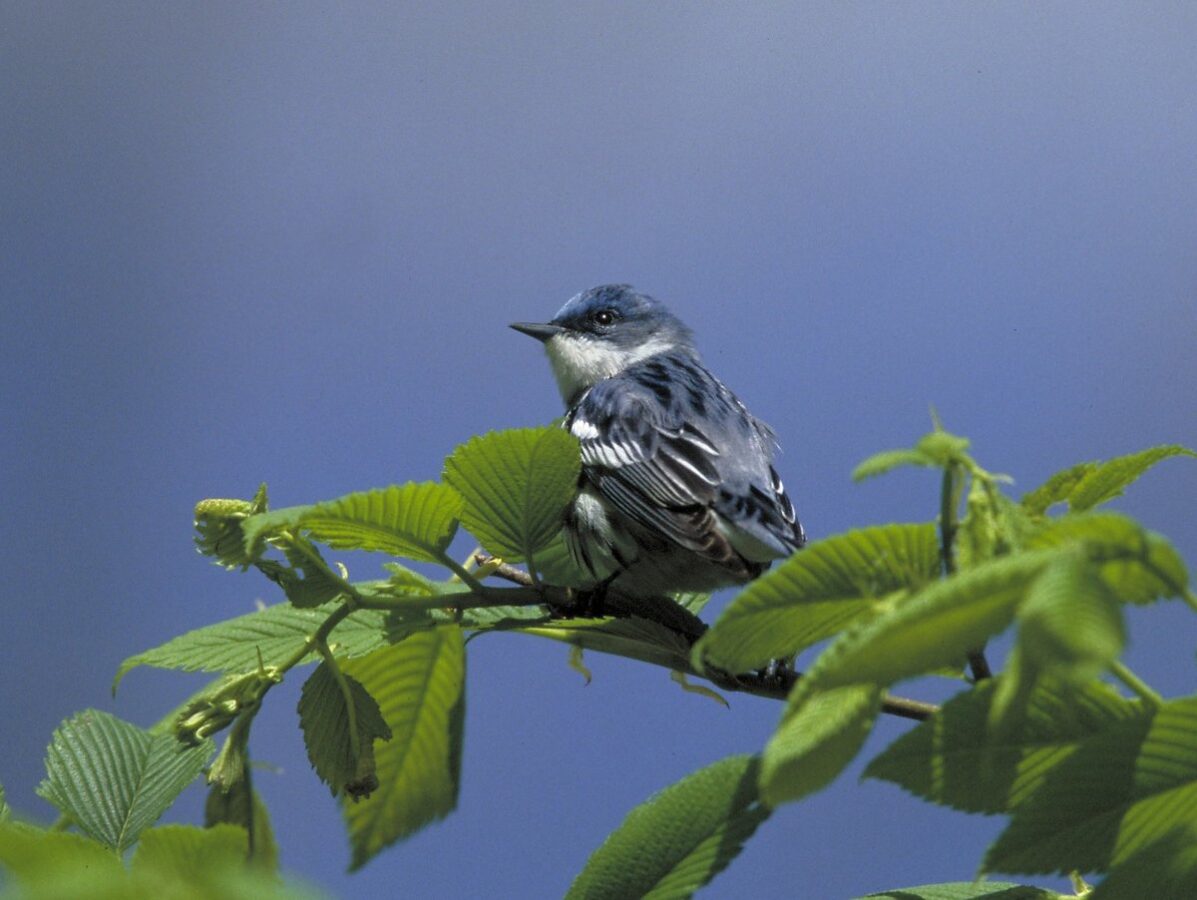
{"left": 130, "top": 824, "right": 248, "bottom": 883}
{"left": 298, "top": 663, "right": 393, "bottom": 798}
{"left": 1021, "top": 462, "right": 1098, "bottom": 516}
{"left": 984, "top": 696, "right": 1197, "bottom": 876}
{"left": 1068, "top": 445, "right": 1196, "bottom": 512}
{"left": 36, "top": 710, "right": 212, "bottom": 853}
{"left": 565, "top": 755, "right": 768, "bottom": 900}
{"left": 700, "top": 524, "right": 940, "bottom": 671}
{"left": 806, "top": 551, "right": 1056, "bottom": 691}
{"left": 244, "top": 482, "right": 463, "bottom": 564}
{"left": 340, "top": 628, "right": 466, "bottom": 870}
{"left": 442, "top": 427, "right": 580, "bottom": 570}
{"left": 858, "top": 881, "right": 1060, "bottom": 900}
{"left": 114, "top": 602, "right": 400, "bottom": 690}
{"left": 1089, "top": 823, "right": 1197, "bottom": 899}
{"left": 760, "top": 683, "right": 882, "bottom": 806}
{"left": 1016, "top": 552, "right": 1124, "bottom": 683}
{"left": 0, "top": 822, "right": 125, "bottom": 881}
{"left": 1027, "top": 513, "right": 1188, "bottom": 604}
{"left": 865, "top": 677, "right": 1145, "bottom": 814}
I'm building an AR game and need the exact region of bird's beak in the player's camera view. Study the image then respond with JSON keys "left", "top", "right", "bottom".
{"left": 510, "top": 322, "right": 566, "bottom": 343}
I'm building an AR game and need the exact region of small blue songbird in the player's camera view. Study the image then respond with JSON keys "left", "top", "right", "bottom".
{"left": 512, "top": 284, "right": 805, "bottom": 598}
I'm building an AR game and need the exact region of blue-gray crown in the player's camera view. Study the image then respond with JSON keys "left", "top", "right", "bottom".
{"left": 512, "top": 284, "right": 694, "bottom": 351}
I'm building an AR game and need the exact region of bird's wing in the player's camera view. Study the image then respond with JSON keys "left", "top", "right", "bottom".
{"left": 568, "top": 381, "right": 728, "bottom": 555}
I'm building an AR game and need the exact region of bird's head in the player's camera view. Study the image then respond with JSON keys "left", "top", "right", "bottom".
{"left": 511, "top": 284, "right": 695, "bottom": 405}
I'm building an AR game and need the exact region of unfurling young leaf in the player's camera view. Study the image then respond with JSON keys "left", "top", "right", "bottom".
{"left": 298, "top": 662, "right": 393, "bottom": 799}
{"left": 565, "top": 755, "right": 768, "bottom": 900}
{"left": 699, "top": 523, "right": 940, "bottom": 672}
{"left": 442, "top": 426, "right": 580, "bottom": 572}
{"left": 205, "top": 781, "right": 279, "bottom": 871}
{"left": 243, "top": 482, "right": 464, "bottom": 565}
{"left": 339, "top": 628, "right": 466, "bottom": 870}
{"left": 194, "top": 484, "right": 270, "bottom": 570}
{"left": 36, "top": 710, "right": 213, "bottom": 853}
{"left": 852, "top": 448, "right": 936, "bottom": 482}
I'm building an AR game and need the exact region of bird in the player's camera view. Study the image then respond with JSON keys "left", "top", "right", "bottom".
{"left": 511, "top": 284, "right": 805, "bottom": 599}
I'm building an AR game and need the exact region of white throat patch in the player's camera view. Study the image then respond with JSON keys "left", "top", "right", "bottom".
{"left": 544, "top": 333, "right": 676, "bottom": 403}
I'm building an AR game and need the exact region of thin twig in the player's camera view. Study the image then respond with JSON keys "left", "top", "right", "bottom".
{"left": 470, "top": 553, "right": 939, "bottom": 721}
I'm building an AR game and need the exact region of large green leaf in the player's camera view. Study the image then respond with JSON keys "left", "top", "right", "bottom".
{"left": 298, "top": 662, "right": 393, "bottom": 798}
{"left": 858, "top": 882, "right": 1061, "bottom": 900}
{"left": 565, "top": 755, "right": 768, "bottom": 900}
{"left": 0, "top": 822, "right": 124, "bottom": 878}
{"left": 36, "top": 710, "right": 212, "bottom": 853}
{"left": 1067, "top": 445, "right": 1196, "bottom": 512}
{"left": 984, "top": 695, "right": 1197, "bottom": 876}
{"left": 1015, "top": 553, "right": 1124, "bottom": 683}
{"left": 1089, "top": 823, "right": 1197, "bottom": 899}
{"left": 114, "top": 603, "right": 398, "bottom": 690}
{"left": 760, "top": 683, "right": 883, "bottom": 807}
{"left": 244, "top": 482, "right": 463, "bottom": 564}
{"left": 442, "top": 427, "right": 580, "bottom": 569}
{"left": 1027, "top": 513, "right": 1188, "bottom": 605}
{"left": 864, "top": 677, "right": 1145, "bottom": 814}
{"left": 340, "top": 628, "right": 466, "bottom": 870}
{"left": 700, "top": 524, "right": 940, "bottom": 671}
{"left": 804, "top": 551, "right": 1056, "bottom": 692}
{"left": 517, "top": 616, "right": 695, "bottom": 672}
{"left": 129, "top": 824, "right": 248, "bottom": 883}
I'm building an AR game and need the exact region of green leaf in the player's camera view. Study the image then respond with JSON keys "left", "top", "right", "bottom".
{"left": 340, "top": 628, "right": 466, "bottom": 869}
{"left": 565, "top": 755, "right": 768, "bottom": 900}
{"left": 852, "top": 448, "right": 936, "bottom": 482}
{"left": 958, "top": 480, "right": 1035, "bottom": 569}
{"left": 807, "top": 551, "right": 1056, "bottom": 691}
{"left": 760, "top": 683, "right": 883, "bottom": 806}
{"left": 1021, "top": 461, "right": 1098, "bottom": 516}
{"left": 36, "top": 710, "right": 212, "bottom": 853}
{"left": 298, "top": 662, "right": 393, "bottom": 798}
{"left": 864, "top": 677, "right": 1145, "bottom": 814}
{"left": 700, "top": 524, "right": 940, "bottom": 671}
{"left": 858, "top": 882, "right": 1061, "bottom": 899}
{"left": 129, "top": 823, "right": 248, "bottom": 882}
{"left": 442, "top": 426, "right": 580, "bottom": 568}
{"left": 1089, "top": 823, "right": 1197, "bottom": 900}
{"left": 244, "top": 482, "right": 463, "bottom": 564}
{"left": 518, "top": 616, "right": 695, "bottom": 672}
{"left": 114, "top": 602, "right": 396, "bottom": 690}
{"left": 205, "top": 782, "right": 278, "bottom": 872}
{"left": 1068, "top": 445, "right": 1196, "bottom": 512}
{"left": 194, "top": 485, "right": 270, "bottom": 570}
{"left": 1027, "top": 513, "right": 1189, "bottom": 604}
{"left": 984, "top": 695, "right": 1197, "bottom": 875}
{"left": 0, "top": 822, "right": 125, "bottom": 881}
{"left": 1016, "top": 553, "right": 1125, "bottom": 683}
{"left": 534, "top": 531, "right": 598, "bottom": 588}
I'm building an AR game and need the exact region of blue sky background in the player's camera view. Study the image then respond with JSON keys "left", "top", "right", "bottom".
{"left": 3, "top": 4, "right": 1196, "bottom": 897}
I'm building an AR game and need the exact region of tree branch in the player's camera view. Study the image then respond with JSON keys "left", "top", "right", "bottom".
{"left": 469, "top": 553, "right": 939, "bottom": 721}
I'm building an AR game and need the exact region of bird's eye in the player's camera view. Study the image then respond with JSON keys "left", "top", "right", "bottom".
{"left": 593, "top": 309, "right": 616, "bottom": 326}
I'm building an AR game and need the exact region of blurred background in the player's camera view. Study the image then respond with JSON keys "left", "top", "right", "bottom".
{"left": 3, "top": 3, "right": 1195, "bottom": 897}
